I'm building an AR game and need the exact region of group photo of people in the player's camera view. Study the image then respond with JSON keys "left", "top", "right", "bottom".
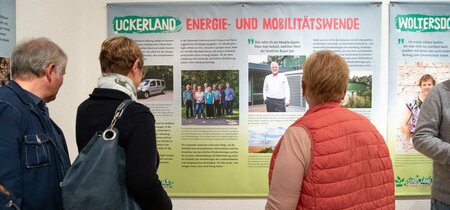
{"left": 181, "top": 70, "right": 239, "bottom": 126}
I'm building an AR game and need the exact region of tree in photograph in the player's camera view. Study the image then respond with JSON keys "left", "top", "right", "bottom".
{"left": 142, "top": 66, "right": 174, "bottom": 90}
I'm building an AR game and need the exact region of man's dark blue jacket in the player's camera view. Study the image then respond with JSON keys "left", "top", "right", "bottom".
{"left": 0, "top": 81, "right": 70, "bottom": 210}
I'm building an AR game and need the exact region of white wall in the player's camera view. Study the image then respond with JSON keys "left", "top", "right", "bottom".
{"left": 15, "top": 0, "right": 433, "bottom": 209}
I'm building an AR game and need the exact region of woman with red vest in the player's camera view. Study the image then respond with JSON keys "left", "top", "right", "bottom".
{"left": 266, "top": 50, "right": 395, "bottom": 210}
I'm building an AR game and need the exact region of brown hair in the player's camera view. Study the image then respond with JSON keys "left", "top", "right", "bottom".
{"left": 418, "top": 74, "right": 436, "bottom": 86}
{"left": 302, "top": 50, "right": 349, "bottom": 104}
{"left": 99, "top": 36, "right": 143, "bottom": 75}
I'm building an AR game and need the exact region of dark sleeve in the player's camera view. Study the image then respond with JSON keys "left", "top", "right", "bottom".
{"left": 0, "top": 103, "right": 23, "bottom": 206}
{"left": 413, "top": 87, "right": 450, "bottom": 165}
{"left": 124, "top": 106, "right": 172, "bottom": 210}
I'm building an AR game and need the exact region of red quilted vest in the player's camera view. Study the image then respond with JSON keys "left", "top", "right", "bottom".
{"left": 269, "top": 103, "right": 395, "bottom": 210}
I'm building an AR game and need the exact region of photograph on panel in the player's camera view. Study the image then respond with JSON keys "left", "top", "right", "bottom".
{"left": 248, "top": 126, "right": 286, "bottom": 154}
{"left": 136, "top": 65, "right": 173, "bottom": 102}
{"left": 395, "top": 61, "right": 450, "bottom": 153}
{"left": 181, "top": 69, "right": 239, "bottom": 126}
{"left": 248, "top": 55, "right": 306, "bottom": 113}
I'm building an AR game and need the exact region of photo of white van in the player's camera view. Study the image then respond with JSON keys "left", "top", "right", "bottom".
{"left": 137, "top": 79, "right": 166, "bottom": 99}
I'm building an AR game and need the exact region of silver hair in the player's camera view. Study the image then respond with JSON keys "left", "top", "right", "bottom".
{"left": 12, "top": 37, "right": 67, "bottom": 79}
{"left": 270, "top": 61, "right": 278, "bottom": 67}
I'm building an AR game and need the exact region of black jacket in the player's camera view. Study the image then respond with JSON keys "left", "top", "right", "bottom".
{"left": 76, "top": 88, "right": 172, "bottom": 210}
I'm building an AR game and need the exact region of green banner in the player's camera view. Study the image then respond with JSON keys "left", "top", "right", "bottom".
{"left": 112, "top": 16, "right": 182, "bottom": 34}
{"left": 396, "top": 14, "right": 450, "bottom": 32}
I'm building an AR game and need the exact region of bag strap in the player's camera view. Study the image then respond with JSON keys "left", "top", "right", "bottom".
{"left": 107, "top": 99, "right": 134, "bottom": 129}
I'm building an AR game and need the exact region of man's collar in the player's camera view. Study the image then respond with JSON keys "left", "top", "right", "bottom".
{"left": 26, "top": 90, "right": 46, "bottom": 109}
{"left": 7, "top": 80, "right": 45, "bottom": 109}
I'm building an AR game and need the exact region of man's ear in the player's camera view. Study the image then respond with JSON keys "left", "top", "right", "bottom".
{"left": 44, "top": 64, "right": 56, "bottom": 82}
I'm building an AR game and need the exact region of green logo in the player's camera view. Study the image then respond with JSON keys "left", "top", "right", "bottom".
{"left": 113, "top": 16, "right": 182, "bottom": 34}
{"left": 395, "top": 14, "right": 450, "bottom": 32}
{"left": 161, "top": 178, "right": 175, "bottom": 189}
{"left": 395, "top": 175, "right": 432, "bottom": 187}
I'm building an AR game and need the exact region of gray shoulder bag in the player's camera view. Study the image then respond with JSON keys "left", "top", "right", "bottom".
{"left": 62, "top": 99, "right": 141, "bottom": 210}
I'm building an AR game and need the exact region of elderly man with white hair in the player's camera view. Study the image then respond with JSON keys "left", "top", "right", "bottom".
{"left": 263, "top": 61, "right": 290, "bottom": 112}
